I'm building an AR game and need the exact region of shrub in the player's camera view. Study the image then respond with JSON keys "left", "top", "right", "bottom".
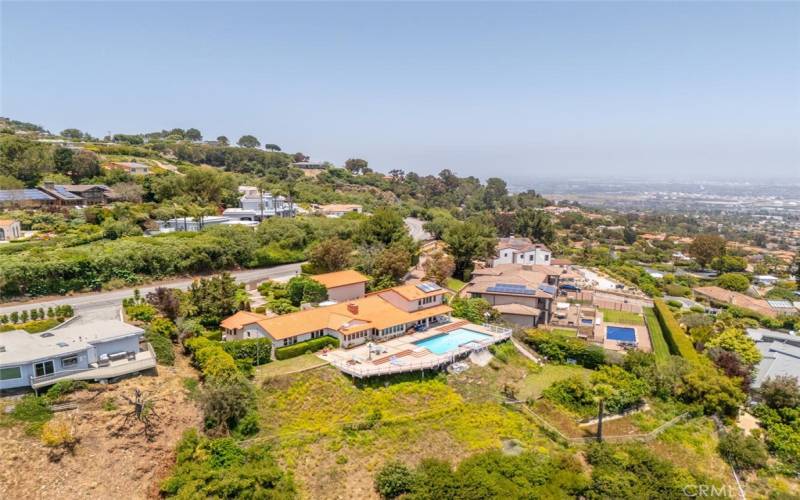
{"left": 718, "top": 428, "right": 768, "bottom": 472}
{"left": 653, "top": 299, "right": 700, "bottom": 363}
{"left": 161, "top": 430, "right": 296, "bottom": 498}
{"left": 145, "top": 327, "right": 175, "bottom": 366}
{"left": 717, "top": 273, "right": 750, "bottom": 292}
{"left": 126, "top": 303, "right": 157, "bottom": 323}
{"left": 46, "top": 380, "right": 87, "bottom": 401}
{"left": 40, "top": 420, "right": 78, "bottom": 449}
{"left": 759, "top": 376, "right": 800, "bottom": 409}
{"left": 275, "top": 335, "right": 339, "bottom": 360}
{"left": 195, "top": 345, "right": 239, "bottom": 380}
{"left": 233, "top": 411, "right": 261, "bottom": 437}
{"left": 199, "top": 375, "right": 256, "bottom": 431}
{"left": 664, "top": 283, "right": 691, "bottom": 297}
{"left": 705, "top": 328, "right": 761, "bottom": 365}
{"left": 524, "top": 329, "right": 605, "bottom": 368}
{"left": 375, "top": 461, "right": 415, "bottom": 499}
{"left": 489, "top": 341, "right": 516, "bottom": 363}
{"left": 221, "top": 338, "right": 272, "bottom": 365}
{"left": 666, "top": 299, "right": 683, "bottom": 309}
{"left": 148, "top": 317, "right": 178, "bottom": 341}
{"left": 11, "top": 395, "right": 53, "bottom": 435}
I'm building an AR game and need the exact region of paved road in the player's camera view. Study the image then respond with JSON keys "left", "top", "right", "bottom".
{"left": 0, "top": 263, "right": 303, "bottom": 320}
{"left": 404, "top": 217, "right": 432, "bottom": 242}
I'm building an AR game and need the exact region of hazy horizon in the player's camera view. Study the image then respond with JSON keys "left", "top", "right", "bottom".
{"left": 2, "top": 1, "right": 798, "bottom": 180}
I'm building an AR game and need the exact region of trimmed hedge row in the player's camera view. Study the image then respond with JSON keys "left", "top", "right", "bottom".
{"left": 275, "top": 336, "right": 339, "bottom": 361}
{"left": 653, "top": 299, "right": 700, "bottom": 364}
{"left": 184, "top": 336, "right": 239, "bottom": 380}
{"left": 221, "top": 338, "right": 272, "bottom": 366}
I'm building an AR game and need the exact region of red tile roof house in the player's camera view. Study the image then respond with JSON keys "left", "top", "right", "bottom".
{"left": 491, "top": 236, "right": 552, "bottom": 266}
{"left": 310, "top": 270, "right": 370, "bottom": 302}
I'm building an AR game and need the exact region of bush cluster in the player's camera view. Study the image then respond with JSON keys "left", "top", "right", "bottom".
{"left": 274, "top": 335, "right": 339, "bottom": 360}
{"left": 524, "top": 329, "right": 605, "bottom": 368}
{"left": 220, "top": 338, "right": 272, "bottom": 366}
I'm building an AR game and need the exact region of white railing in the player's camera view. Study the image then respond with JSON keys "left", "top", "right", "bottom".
{"left": 29, "top": 343, "right": 157, "bottom": 386}
{"left": 329, "top": 325, "right": 512, "bottom": 378}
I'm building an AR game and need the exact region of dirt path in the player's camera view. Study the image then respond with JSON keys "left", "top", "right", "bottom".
{"left": 0, "top": 354, "right": 201, "bottom": 499}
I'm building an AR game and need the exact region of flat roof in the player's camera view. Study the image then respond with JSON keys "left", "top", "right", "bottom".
{"left": 0, "top": 320, "right": 144, "bottom": 366}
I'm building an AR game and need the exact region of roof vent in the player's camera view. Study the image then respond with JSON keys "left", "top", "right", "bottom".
{"left": 347, "top": 303, "right": 359, "bottom": 315}
{"left": 41, "top": 332, "right": 55, "bottom": 337}
{"left": 56, "top": 342, "right": 69, "bottom": 348}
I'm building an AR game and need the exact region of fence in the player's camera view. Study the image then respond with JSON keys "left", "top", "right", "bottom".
{"left": 515, "top": 403, "right": 691, "bottom": 445}
{"left": 328, "top": 324, "right": 512, "bottom": 378}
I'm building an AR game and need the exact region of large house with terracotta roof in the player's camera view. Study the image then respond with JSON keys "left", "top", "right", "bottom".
{"left": 310, "top": 270, "right": 370, "bottom": 302}
{"left": 221, "top": 281, "right": 451, "bottom": 349}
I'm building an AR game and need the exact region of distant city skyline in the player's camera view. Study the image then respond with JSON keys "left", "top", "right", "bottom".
{"left": 2, "top": 1, "right": 798, "bottom": 180}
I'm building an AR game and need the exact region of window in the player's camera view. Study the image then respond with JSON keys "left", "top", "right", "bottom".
{"left": 34, "top": 361, "right": 55, "bottom": 377}
{"left": 544, "top": 254, "right": 549, "bottom": 261}
{"left": 0, "top": 367, "right": 21, "bottom": 380}
{"left": 529, "top": 255, "right": 534, "bottom": 261}
{"left": 61, "top": 356, "right": 79, "bottom": 368}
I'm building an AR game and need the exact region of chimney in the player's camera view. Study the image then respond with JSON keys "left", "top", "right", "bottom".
{"left": 347, "top": 303, "right": 359, "bottom": 315}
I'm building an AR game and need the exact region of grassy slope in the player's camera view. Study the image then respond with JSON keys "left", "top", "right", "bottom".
{"left": 643, "top": 307, "right": 671, "bottom": 362}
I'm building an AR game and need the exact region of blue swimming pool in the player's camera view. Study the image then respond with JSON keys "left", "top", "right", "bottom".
{"left": 606, "top": 326, "right": 636, "bottom": 342}
{"left": 414, "top": 328, "right": 491, "bottom": 355}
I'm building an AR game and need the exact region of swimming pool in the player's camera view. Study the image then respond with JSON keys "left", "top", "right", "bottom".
{"left": 581, "top": 318, "right": 593, "bottom": 325}
{"left": 414, "top": 328, "right": 491, "bottom": 355}
{"left": 606, "top": 326, "right": 636, "bottom": 342}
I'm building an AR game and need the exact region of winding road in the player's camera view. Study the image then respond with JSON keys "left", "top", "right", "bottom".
{"left": 0, "top": 263, "right": 303, "bottom": 321}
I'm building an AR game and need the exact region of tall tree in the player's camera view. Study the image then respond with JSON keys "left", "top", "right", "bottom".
{"left": 443, "top": 219, "right": 497, "bottom": 280}
{"left": 357, "top": 208, "right": 411, "bottom": 247}
{"left": 263, "top": 144, "right": 281, "bottom": 152}
{"left": 309, "top": 238, "right": 353, "bottom": 273}
{"left": 423, "top": 250, "right": 456, "bottom": 286}
{"left": 185, "top": 128, "right": 202, "bottom": 141}
{"left": 216, "top": 135, "right": 229, "bottom": 146}
{"left": 237, "top": 135, "right": 261, "bottom": 148}
{"left": 483, "top": 177, "right": 508, "bottom": 209}
{"left": 514, "top": 209, "right": 555, "bottom": 245}
{"left": 60, "top": 128, "right": 85, "bottom": 140}
{"left": 344, "top": 158, "right": 368, "bottom": 174}
{"left": 689, "top": 234, "right": 727, "bottom": 268}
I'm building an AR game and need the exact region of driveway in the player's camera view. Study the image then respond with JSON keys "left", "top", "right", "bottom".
{"left": 577, "top": 268, "right": 620, "bottom": 291}
{"left": 0, "top": 263, "right": 303, "bottom": 318}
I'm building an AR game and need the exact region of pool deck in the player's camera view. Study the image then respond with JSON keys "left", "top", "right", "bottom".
{"left": 319, "top": 322, "right": 512, "bottom": 378}
{"left": 597, "top": 321, "right": 651, "bottom": 353}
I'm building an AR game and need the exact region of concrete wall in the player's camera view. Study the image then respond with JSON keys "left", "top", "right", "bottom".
{"left": 500, "top": 313, "right": 537, "bottom": 328}
{"left": 328, "top": 282, "right": 366, "bottom": 302}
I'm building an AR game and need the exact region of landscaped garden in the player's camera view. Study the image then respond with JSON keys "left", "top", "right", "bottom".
{"left": 599, "top": 308, "right": 644, "bottom": 325}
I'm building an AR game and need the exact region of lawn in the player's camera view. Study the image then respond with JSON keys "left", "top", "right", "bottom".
{"left": 599, "top": 308, "right": 644, "bottom": 325}
{"left": 551, "top": 328, "right": 578, "bottom": 338}
{"left": 255, "top": 353, "right": 328, "bottom": 381}
{"left": 643, "top": 307, "right": 670, "bottom": 362}
{"left": 518, "top": 363, "right": 592, "bottom": 400}
{"left": 445, "top": 277, "right": 467, "bottom": 292}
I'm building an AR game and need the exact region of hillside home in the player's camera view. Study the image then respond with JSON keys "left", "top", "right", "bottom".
{"left": 61, "top": 184, "right": 117, "bottom": 205}
{"left": 0, "top": 189, "right": 56, "bottom": 209}
{"left": 109, "top": 162, "right": 150, "bottom": 175}
{"left": 157, "top": 215, "right": 231, "bottom": 232}
{"left": 747, "top": 328, "right": 800, "bottom": 389}
{"left": 310, "top": 270, "right": 370, "bottom": 302}
{"left": 0, "top": 219, "right": 21, "bottom": 241}
{"left": 491, "top": 236, "right": 551, "bottom": 266}
{"left": 317, "top": 204, "right": 363, "bottom": 218}
{"left": 465, "top": 264, "right": 560, "bottom": 326}
{"left": 221, "top": 282, "right": 451, "bottom": 349}
{"left": 0, "top": 320, "right": 156, "bottom": 391}
{"left": 37, "top": 182, "right": 85, "bottom": 207}
{"left": 222, "top": 186, "right": 293, "bottom": 220}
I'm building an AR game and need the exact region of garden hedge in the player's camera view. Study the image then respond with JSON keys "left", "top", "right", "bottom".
{"left": 221, "top": 338, "right": 272, "bottom": 365}
{"left": 524, "top": 329, "right": 605, "bottom": 368}
{"left": 653, "top": 299, "right": 700, "bottom": 364}
{"left": 274, "top": 336, "right": 339, "bottom": 360}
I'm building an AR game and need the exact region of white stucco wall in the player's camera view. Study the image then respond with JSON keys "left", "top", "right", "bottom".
{"left": 327, "top": 282, "right": 366, "bottom": 302}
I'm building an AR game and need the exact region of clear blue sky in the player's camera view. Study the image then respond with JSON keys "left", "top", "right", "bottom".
{"left": 2, "top": 1, "right": 798, "bottom": 181}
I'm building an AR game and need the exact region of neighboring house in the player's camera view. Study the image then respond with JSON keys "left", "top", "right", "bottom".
{"left": 222, "top": 186, "right": 293, "bottom": 220}
{"left": 317, "top": 204, "right": 363, "bottom": 218}
{"left": 109, "top": 161, "right": 150, "bottom": 175}
{"left": 694, "top": 286, "right": 787, "bottom": 318}
{"left": 221, "top": 281, "right": 451, "bottom": 349}
{"left": 747, "top": 328, "right": 800, "bottom": 389}
{"left": 491, "top": 236, "right": 551, "bottom": 266}
{"left": 292, "top": 161, "right": 327, "bottom": 169}
{"left": 0, "top": 320, "right": 156, "bottom": 391}
{"left": 0, "top": 189, "right": 56, "bottom": 209}
{"left": 310, "top": 270, "right": 370, "bottom": 302}
{"left": 37, "top": 182, "right": 85, "bottom": 207}
{"left": 61, "top": 184, "right": 117, "bottom": 205}
{"left": 157, "top": 215, "right": 231, "bottom": 232}
{"left": 755, "top": 275, "right": 779, "bottom": 286}
{"left": 465, "top": 263, "right": 561, "bottom": 326}
{"left": 0, "top": 219, "right": 21, "bottom": 241}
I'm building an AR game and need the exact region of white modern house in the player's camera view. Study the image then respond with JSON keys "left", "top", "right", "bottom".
{"left": 222, "top": 186, "right": 293, "bottom": 221}
{"left": 0, "top": 320, "right": 156, "bottom": 391}
{"left": 0, "top": 219, "right": 21, "bottom": 241}
{"left": 157, "top": 215, "right": 232, "bottom": 232}
{"left": 491, "top": 236, "right": 552, "bottom": 266}
{"left": 755, "top": 275, "right": 780, "bottom": 286}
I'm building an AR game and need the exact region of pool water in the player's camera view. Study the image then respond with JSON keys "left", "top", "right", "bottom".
{"left": 414, "top": 328, "right": 491, "bottom": 355}
{"left": 581, "top": 319, "right": 593, "bottom": 325}
{"left": 606, "top": 326, "right": 636, "bottom": 342}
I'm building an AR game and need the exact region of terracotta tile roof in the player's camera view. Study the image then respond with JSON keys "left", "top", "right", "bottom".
{"left": 311, "top": 270, "right": 370, "bottom": 289}
{"left": 220, "top": 310, "right": 268, "bottom": 330}
{"left": 248, "top": 293, "right": 452, "bottom": 340}
{"left": 694, "top": 286, "right": 779, "bottom": 318}
{"left": 389, "top": 283, "right": 448, "bottom": 301}
{"left": 0, "top": 219, "right": 19, "bottom": 228}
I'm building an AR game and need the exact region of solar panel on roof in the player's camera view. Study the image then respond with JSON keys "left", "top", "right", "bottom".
{"left": 538, "top": 284, "right": 557, "bottom": 295}
{"left": 767, "top": 300, "right": 794, "bottom": 309}
{"left": 495, "top": 283, "right": 527, "bottom": 289}
{"left": 487, "top": 285, "right": 535, "bottom": 295}
{"left": 0, "top": 189, "right": 54, "bottom": 201}
{"left": 416, "top": 282, "right": 442, "bottom": 293}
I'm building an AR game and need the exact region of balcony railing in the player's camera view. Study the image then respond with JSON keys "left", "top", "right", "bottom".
{"left": 29, "top": 343, "right": 157, "bottom": 387}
